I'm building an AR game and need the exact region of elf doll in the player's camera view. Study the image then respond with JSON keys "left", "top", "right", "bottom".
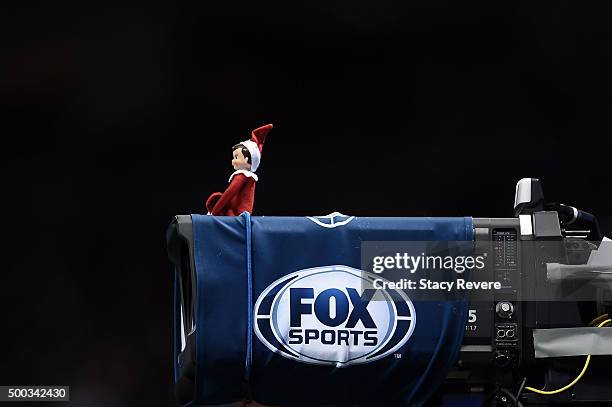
{"left": 205, "top": 124, "right": 273, "bottom": 216}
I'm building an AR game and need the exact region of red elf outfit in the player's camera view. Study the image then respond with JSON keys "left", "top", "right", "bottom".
{"left": 205, "top": 124, "right": 272, "bottom": 216}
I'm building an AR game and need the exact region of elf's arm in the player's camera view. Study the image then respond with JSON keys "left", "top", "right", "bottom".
{"left": 205, "top": 192, "right": 223, "bottom": 213}
{"left": 210, "top": 174, "right": 248, "bottom": 215}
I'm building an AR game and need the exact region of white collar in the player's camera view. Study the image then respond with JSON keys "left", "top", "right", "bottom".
{"left": 229, "top": 169, "right": 258, "bottom": 183}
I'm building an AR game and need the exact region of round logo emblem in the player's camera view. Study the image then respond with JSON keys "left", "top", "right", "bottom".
{"left": 254, "top": 265, "right": 416, "bottom": 367}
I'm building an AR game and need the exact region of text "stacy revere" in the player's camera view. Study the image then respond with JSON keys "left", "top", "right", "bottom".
{"left": 373, "top": 278, "right": 502, "bottom": 291}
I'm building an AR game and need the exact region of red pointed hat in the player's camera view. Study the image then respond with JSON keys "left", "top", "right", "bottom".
{"left": 240, "top": 123, "right": 272, "bottom": 172}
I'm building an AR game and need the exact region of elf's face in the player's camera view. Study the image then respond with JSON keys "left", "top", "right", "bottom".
{"left": 232, "top": 147, "right": 251, "bottom": 171}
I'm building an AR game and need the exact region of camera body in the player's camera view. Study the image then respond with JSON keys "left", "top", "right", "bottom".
{"left": 449, "top": 179, "right": 611, "bottom": 406}
{"left": 167, "top": 178, "right": 611, "bottom": 406}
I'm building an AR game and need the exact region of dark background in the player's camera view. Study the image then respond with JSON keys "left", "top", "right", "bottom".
{"left": 2, "top": 1, "right": 612, "bottom": 406}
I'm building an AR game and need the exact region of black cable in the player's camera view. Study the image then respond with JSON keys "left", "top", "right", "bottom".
{"left": 515, "top": 378, "right": 526, "bottom": 405}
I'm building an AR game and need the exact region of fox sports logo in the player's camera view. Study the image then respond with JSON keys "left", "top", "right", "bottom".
{"left": 254, "top": 265, "right": 416, "bottom": 367}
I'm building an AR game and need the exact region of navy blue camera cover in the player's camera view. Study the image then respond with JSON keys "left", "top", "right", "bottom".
{"left": 177, "top": 213, "right": 473, "bottom": 406}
